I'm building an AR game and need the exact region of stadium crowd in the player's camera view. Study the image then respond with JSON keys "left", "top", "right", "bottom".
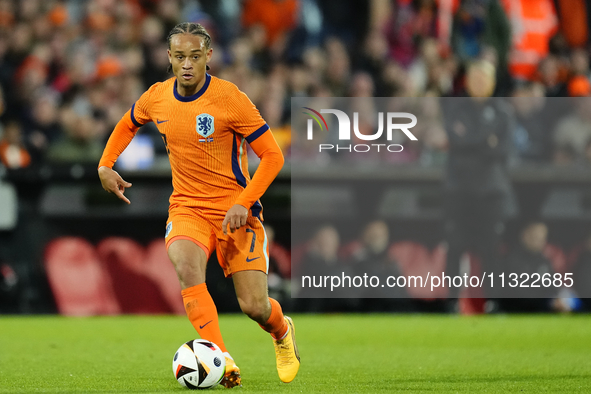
{"left": 0, "top": 0, "right": 591, "bottom": 169}
{"left": 1, "top": 0, "right": 591, "bottom": 315}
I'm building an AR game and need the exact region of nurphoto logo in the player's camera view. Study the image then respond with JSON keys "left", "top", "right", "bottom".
{"left": 303, "top": 107, "right": 418, "bottom": 153}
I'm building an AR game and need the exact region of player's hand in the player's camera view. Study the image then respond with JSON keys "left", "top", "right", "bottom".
{"left": 222, "top": 204, "right": 248, "bottom": 235}
{"left": 98, "top": 166, "right": 132, "bottom": 204}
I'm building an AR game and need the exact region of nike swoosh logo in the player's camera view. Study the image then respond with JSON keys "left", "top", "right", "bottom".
{"left": 157, "top": 119, "right": 169, "bottom": 124}
{"left": 246, "top": 256, "right": 260, "bottom": 262}
{"left": 199, "top": 320, "right": 212, "bottom": 329}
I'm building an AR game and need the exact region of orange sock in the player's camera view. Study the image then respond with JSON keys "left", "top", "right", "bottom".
{"left": 182, "top": 283, "right": 228, "bottom": 353}
{"left": 259, "top": 298, "right": 288, "bottom": 340}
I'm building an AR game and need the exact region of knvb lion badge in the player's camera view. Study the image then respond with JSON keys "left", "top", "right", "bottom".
{"left": 196, "top": 113, "right": 215, "bottom": 142}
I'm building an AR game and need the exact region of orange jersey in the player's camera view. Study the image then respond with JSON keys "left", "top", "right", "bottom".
{"left": 99, "top": 74, "right": 284, "bottom": 218}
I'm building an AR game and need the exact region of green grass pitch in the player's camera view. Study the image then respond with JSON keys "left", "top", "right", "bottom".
{"left": 1, "top": 314, "right": 590, "bottom": 393}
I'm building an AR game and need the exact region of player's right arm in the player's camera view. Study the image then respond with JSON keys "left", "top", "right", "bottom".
{"left": 98, "top": 86, "right": 154, "bottom": 203}
{"left": 97, "top": 110, "right": 139, "bottom": 204}
{"left": 98, "top": 165, "right": 132, "bottom": 204}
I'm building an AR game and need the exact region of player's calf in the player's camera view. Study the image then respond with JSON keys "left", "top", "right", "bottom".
{"left": 237, "top": 294, "right": 272, "bottom": 325}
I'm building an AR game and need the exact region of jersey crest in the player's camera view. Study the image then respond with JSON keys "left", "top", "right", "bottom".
{"left": 196, "top": 114, "right": 215, "bottom": 138}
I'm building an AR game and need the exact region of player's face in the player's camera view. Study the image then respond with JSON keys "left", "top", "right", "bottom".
{"left": 168, "top": 33, "right": 212, "bottom": 96}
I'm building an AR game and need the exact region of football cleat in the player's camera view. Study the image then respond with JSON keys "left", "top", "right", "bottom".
{"left": 219, "top": 354, "right": 241, "bottom": 388}
{"left": 273, "top": 316, "right": 300, "bottom": 383}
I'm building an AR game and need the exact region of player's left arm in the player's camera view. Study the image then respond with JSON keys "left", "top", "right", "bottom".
{"left": 222, "top": 130, "right": 284, "bottom": 234}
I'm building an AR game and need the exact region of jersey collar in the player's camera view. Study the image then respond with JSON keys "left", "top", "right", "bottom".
{"left": 173, "top": 73, "right": 211, "bottom": 102}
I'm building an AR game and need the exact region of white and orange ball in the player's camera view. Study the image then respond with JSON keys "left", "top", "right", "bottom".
{"left": 172, "top": 339, "right": 226, "bottom": 389}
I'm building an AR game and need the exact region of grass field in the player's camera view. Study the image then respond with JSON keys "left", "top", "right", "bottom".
{"left": 1, "top": 314, "right": 590, "bottom": 393}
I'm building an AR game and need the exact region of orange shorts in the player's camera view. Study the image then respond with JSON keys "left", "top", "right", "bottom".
{"left": 165, "top": 205, "right": 269, "bottom": 277}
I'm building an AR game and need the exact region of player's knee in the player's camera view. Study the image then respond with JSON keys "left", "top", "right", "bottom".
{"left": 168, "top": 241, "right": 207, "bottom": 287}
{"left": 171, "top": 256, "right": 205, "bottom": 287}
{"left": 237, "top": 296, "right": 270, "bottom": 323}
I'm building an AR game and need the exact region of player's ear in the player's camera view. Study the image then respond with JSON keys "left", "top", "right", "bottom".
{"left": 206, "top": 47, "right": 213, "bottom": 63}
{"left": 167, "top": 49, "right": 172, "bottom": 64}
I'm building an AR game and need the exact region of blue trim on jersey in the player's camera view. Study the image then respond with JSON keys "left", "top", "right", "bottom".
{"left": 173, "top": 73, "right": 211, "bottom": 102}
{"left": 130, "top": 103, "right": 142, "bottom": 127}
{"left": 251, "top": 201, "right": 262, "bottom": 219}
{"left": 232, "top": 133, "right": 263, "bottom": 219}
{"left": 245, "top": 124, "right": 270, "bottom": 143}
{"left": 231, "top": 133, "right": 247, "bottom": 188}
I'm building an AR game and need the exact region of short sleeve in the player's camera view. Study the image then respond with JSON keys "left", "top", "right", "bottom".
{"left": 226, "top": 87, "right": 269, "bottom": 143}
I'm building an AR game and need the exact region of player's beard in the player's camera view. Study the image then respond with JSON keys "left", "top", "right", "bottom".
{"left": 176, "top": 73, "right": 201, "bottom": 95}
{"left": 176, "top": 66, "right": 206, "bottom": 94}
{"left": 179, "top": 79, "right": 198, "bottom": 90}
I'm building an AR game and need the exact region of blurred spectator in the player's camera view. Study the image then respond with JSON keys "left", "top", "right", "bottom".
{"left": 349, "top": 220, "right": 401, "bottom": 278}
{"left": 442, "top": 60, "right": 514, "bottom": 299}
{"left": 302, "top": 46, "right": 326, "bottom": 89}
{"left": 353, "top": 29, "right": 389, "bottom": 95}
{"left": 260, "top": 96, "right": 291, "bottom": 154}
{"left": 241, "top": 0, "right": 298, "bottom": 56}
{"left": 348, "top": 72, "right": 375, "bottom": 97}
{"left": 407, "top": 38, "right": 456, "bottom": 96}
{"left": 348, "top": 220, "right": 410, "bottom": 309}
{"left": 324, "top": 37, "right": 351, "bottom": 96}
{"left": 295, "top": 224, "right": 357, "bottom": 311}
{"left": 568, "top": 75, "right": 591, "bottom": 97}
{"left": 552, "top": 97, "right": 591, "bottom": 165}
{"left": 140, "top": 16, "right": 169, "bottom": 87}
{"left": 567, "top": 48, "right": 591, "bottom": 97}
{"left": 349, "top": 220, "right": 389, "bottom": 259}
{"left": 451, "top": 0, "right": 511, "bottom": 94}
{"left": 46, "top": 106, "right": 103, "bottom": 164}
{"left": 500, "top": 0, "right": 558, "bottom": 82}
{"left": 569, "top": 48, "right": 590, "bottom": 80}
{"left": 415, "top": 95, "right": 448, "bottom": 166}
{"left": 383, "top": 0, "right": 438, "bottom": 68}
{"left": 0, "top": 0, "right": 15, "bottom": 30}
{"left": 0, "top": 120, "right": 31, "bottom": 169}
{"left": 508, "top": 222, "right": 553, "bottom": 286}
{"left": 264, "top": 224, "right": 291, "bottom": 279}
{"left": 510, "top": 83, "right": 552, "bottom": 162}
{"left": 537, "top": 55, "right": 568, "bottom": 97}
{"left": 501, "top": 221, "right": 556, "bottom": 311}
{"left": 245, "top": 25, "right": 273, "bottom": 74}
{"left": 296, "top": 225, "right": 343, "bottom": 288}
{"left": 317, "top": 0, "right": 369, "bottom": 46}
{"left": 555, "top": 0, "right": 589, "bottom": 49}
{"left": 263, "top": 224, "right": 291, "bottom": 307}
{"left": 23, "top": 93, "right": 61, "bottom": 163}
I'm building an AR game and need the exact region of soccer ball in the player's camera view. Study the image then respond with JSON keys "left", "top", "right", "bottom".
{"left": 172, "top": 339, "right": 226, "bottom": 389}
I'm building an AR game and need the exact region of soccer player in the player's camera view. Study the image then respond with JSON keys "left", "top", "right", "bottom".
{"left": 97, "top": 22, "right": 299, "bottom": 388}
